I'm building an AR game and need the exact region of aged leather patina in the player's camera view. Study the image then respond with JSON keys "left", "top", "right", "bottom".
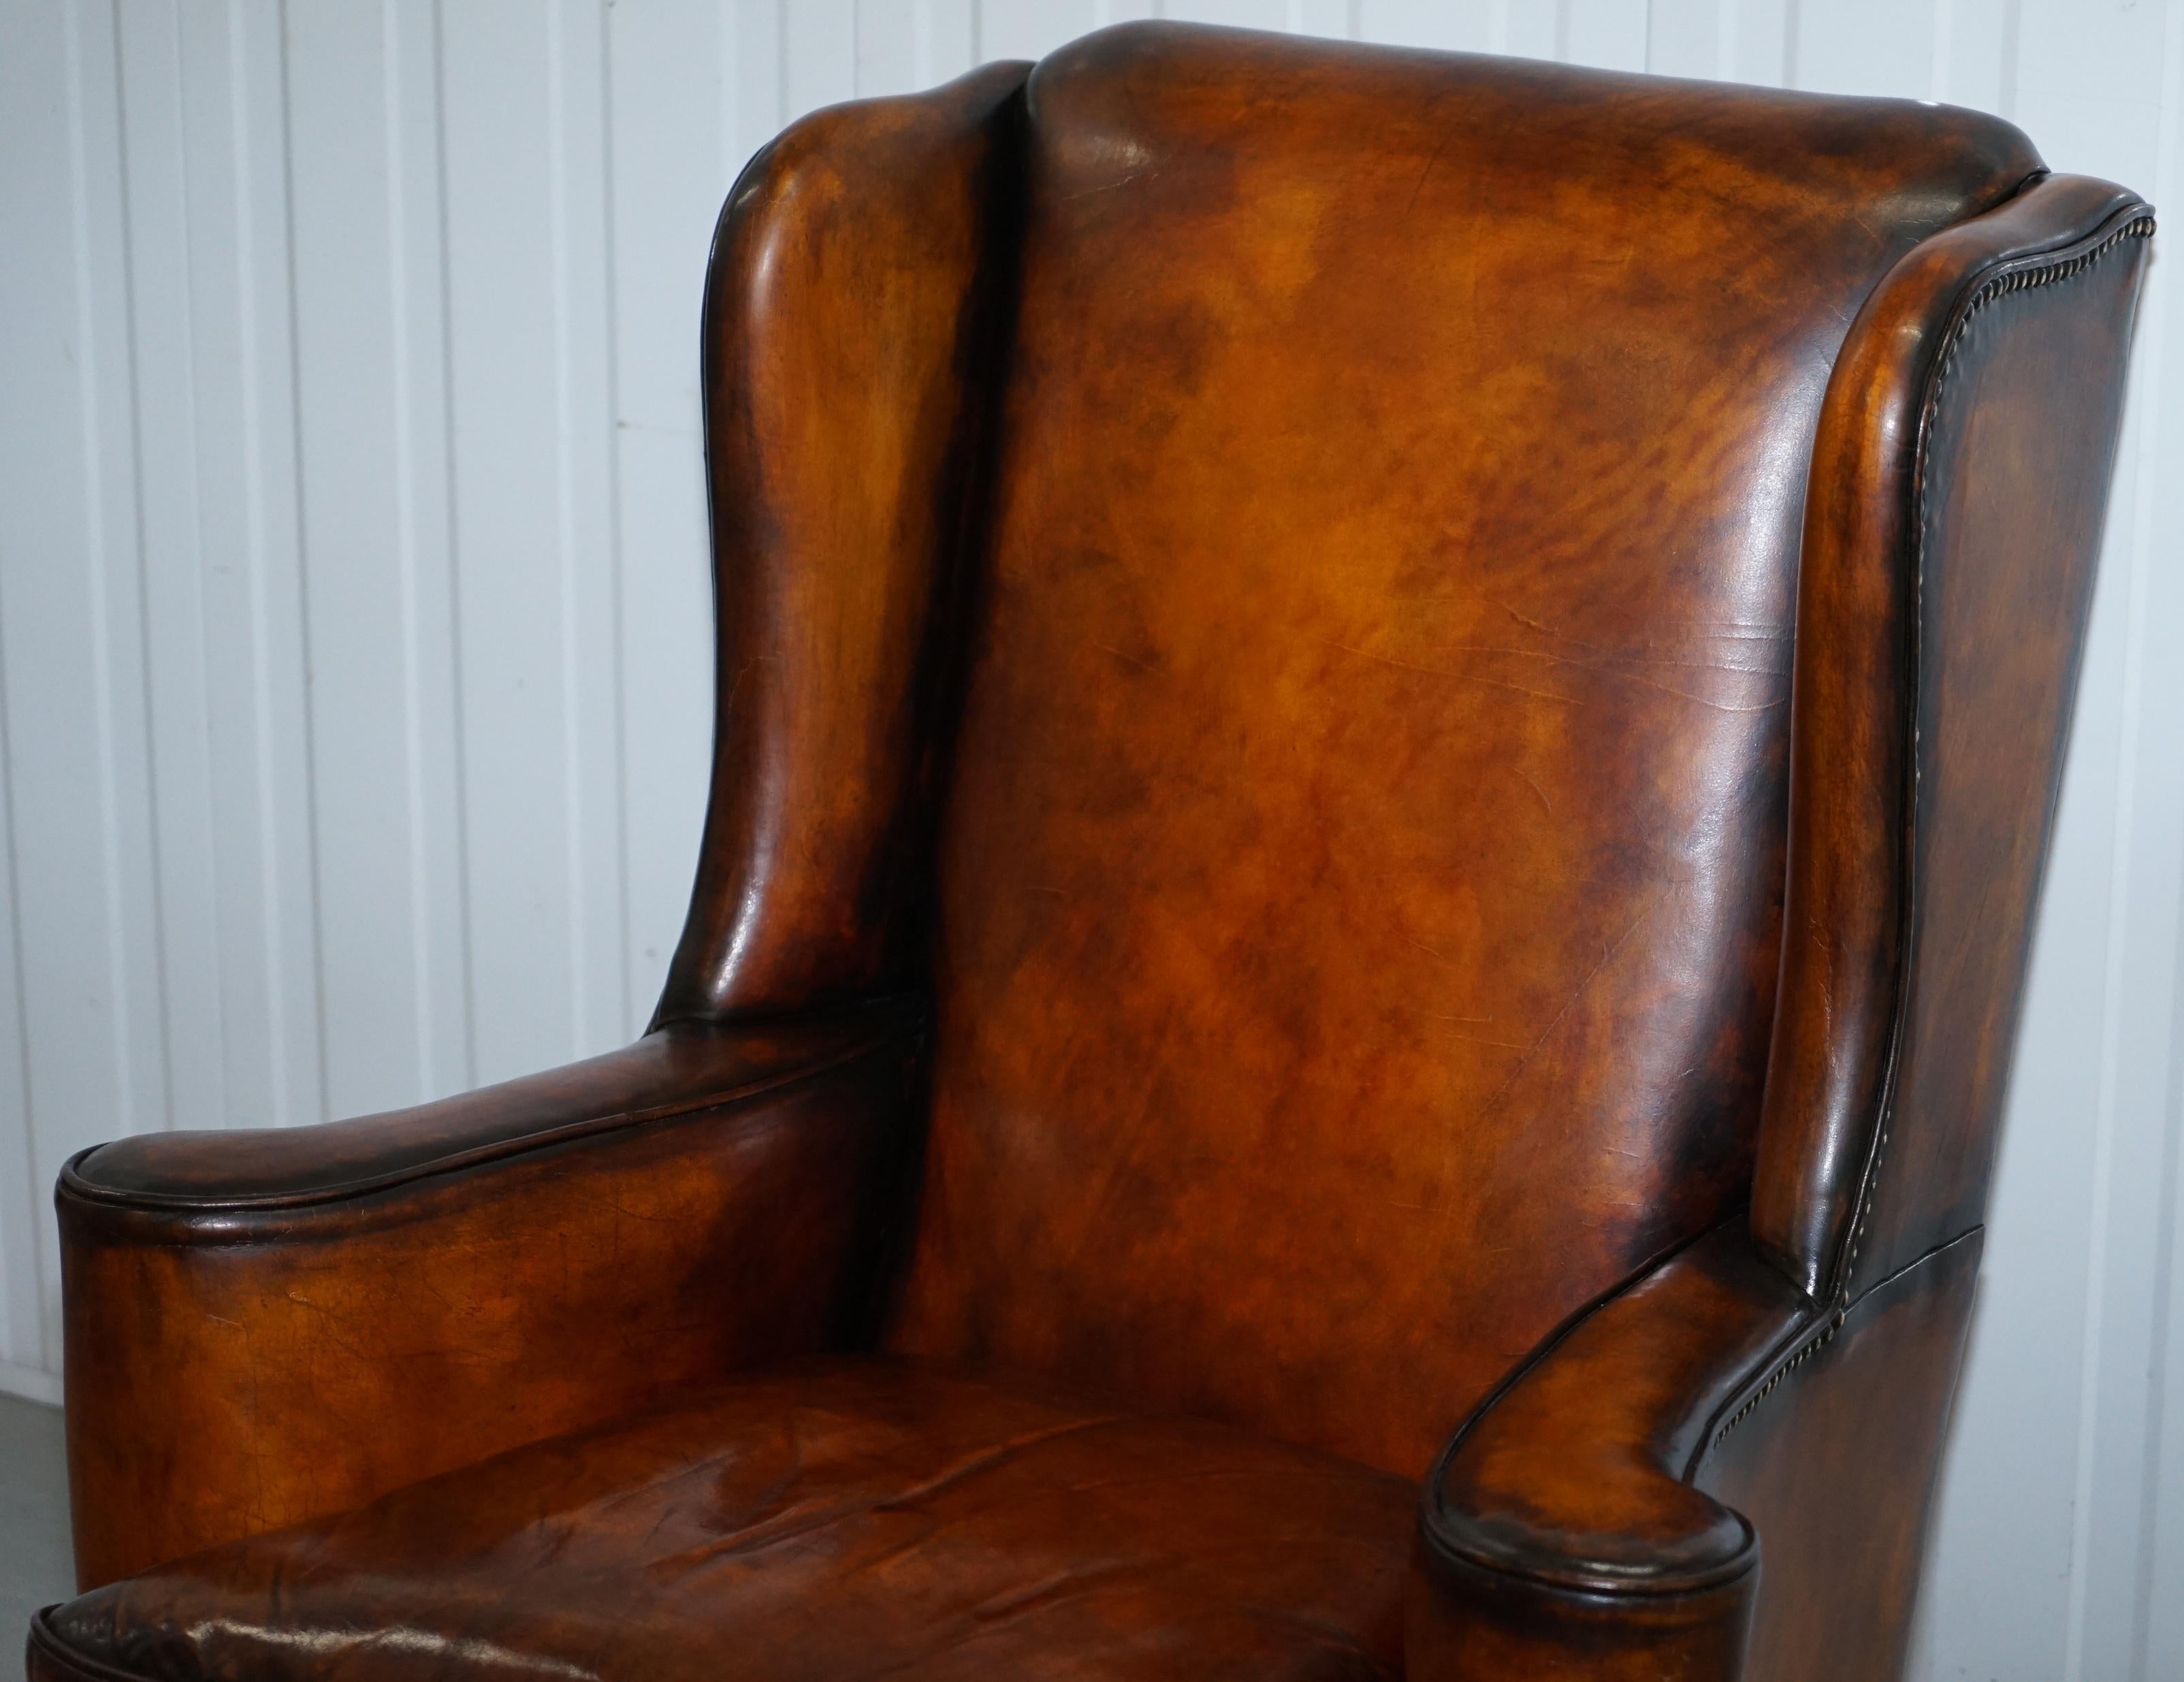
{"left": 29, "top": 21, "right": 2149, "bottom": 1682}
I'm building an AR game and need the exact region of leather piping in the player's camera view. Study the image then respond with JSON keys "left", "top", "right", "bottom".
{"left": 58, "top": 1006, "right": 927, "bottom": 1215}
{"left": 1825, "top": 201, "right": 2156, "bottom": 1304}
{"left": 26, "top": 1609, "right": 146, "bottom": 1682}
{"left": 1699, "top": 1223, "right": 1985, "bottom": 1458}
{"left": 1415, "top": 1225, "right": 1986, "bottom": 1602}
{"left": 1719, "top": 201, "right": 2155, "bottom": 1446}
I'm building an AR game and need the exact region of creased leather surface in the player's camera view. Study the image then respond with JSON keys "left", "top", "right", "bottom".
{"left": 32, "top": 21, "right": 2153, "bottom": 1682}
{"left": 889, "top": 20, "right": 2041, "bottom": 1480}
{"left": 39, "top": 1358, "right": 1412, "bottom": 1682}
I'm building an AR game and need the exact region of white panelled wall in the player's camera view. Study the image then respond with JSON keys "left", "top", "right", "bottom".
{"left": 1, "top": 2, "right": 2179, "bottom": 1675}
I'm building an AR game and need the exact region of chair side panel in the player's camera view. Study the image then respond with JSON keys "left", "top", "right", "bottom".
{"left": 1696, "top": 1233, "right": 1981, "bottom": 1682}
{"left": 1857, "top": 219, "right": 2149, "bottom": 1294}
{"left": 1750, "top": 180, "right": 2151, "bottom": 1299}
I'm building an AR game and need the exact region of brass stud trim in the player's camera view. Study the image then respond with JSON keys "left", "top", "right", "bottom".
{"left": 1709, "top": 208, "right": 2153, "bottom": 1455}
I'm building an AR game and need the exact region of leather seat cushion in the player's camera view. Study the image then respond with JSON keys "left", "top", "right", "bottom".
{"left": 37, "top": 1357, "right": 1415, "bottom": 1682}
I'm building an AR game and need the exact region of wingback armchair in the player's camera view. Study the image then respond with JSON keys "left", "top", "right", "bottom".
{"left": 27, "top": 22, "right": 2151, "bottom": 1682}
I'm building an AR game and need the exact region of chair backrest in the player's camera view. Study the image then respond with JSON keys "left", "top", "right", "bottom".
{"left": 874, "top": 26, "right": 2040, "bottom": 1477}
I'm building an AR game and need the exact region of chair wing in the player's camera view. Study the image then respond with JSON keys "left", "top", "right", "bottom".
{"left": 32, "top": 25, "right": 2150, "bottom": 1682}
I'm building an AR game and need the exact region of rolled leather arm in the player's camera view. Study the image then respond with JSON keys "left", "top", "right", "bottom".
{"left": 1407, "top": 1223, "right": 1812, "bottom": 1679}
{"left": 56, "top": 998, "right": 925, "bottom": 1590}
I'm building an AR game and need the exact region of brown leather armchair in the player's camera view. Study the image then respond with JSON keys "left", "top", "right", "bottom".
{"left": 26, "top": 23, "right": 2151, "bottom": 1682}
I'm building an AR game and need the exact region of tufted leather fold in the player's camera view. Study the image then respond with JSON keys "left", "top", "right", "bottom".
{"left": 31, "top": 21, "right": 2150, "bottom": 1681}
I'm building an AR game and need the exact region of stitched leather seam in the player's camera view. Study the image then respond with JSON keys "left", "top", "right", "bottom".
{"left": 1835, "top": 204, "right": 2156, "bottom": 1304}
{"left": 59, "top": 1009, "right": 926, "bottom": 1214}
{"left": 1712, "top": 206, "right": 2154, "bottom": 1451}
{"left": 1695, "top": 1225, "right": 1984, "bottom": 1462}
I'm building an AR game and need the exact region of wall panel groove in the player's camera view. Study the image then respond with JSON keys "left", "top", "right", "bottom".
{"left": 276, "top": 0, "right": 337, "bottom": 1133}
{"left": 0, "top": 606, "right": 39, "bottom": 1374}
{"left": 429, "top": 0, "right": 481, "bottom": 1095}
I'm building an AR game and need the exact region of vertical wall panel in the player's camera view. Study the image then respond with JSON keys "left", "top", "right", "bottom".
{"left": 382, "top": 0, "right": 475, "bottom": 1102}
{"left": 724, "top": 0, "right": 784, "bottom": 175}
{"left": 1791, "top": 0, "right": 1936, "bottom": 97}
{"left": 2050, "top": 6, "right": 2180, "bottom": 1674}
{"left": 3, "top": 5, "right": 2182, "bottom": 1675}
{"left": 173, "top": 0, "right": 325, "bottom": 1137}
{"left": 438, "top": 0, "right": 623, "bottom": 1086}
{"left": 1931, "top": 0, "right": 2016, "bottom": 113}
{"left": 0, "top": 0, "right": 167, "bottom": 1376}
{"left": 1646, "top": 0, "right": 1728, "bottom": 78}
{"left": 916, "top": 0, "right": 980, "bottom": 85}
{"left": 553, "top": 2, "right": 629, "bottom": 1072}
{"left": 2015, "top": 0, "right": 2167, "bottom": 182}
{"left": 433, "top": 0, "right": 572, "bottom": 1088}
{"left": 856, "top": 0, "right": 921, "bottom": 97}
{"left": 1561, "top": 0, "right": 1649, "bottom": 70}
{"left": 788, "top": 0, "right": 858, "bottom": 113}
{"left": 112, "top": 5, "right": 226, "bottom": 1140}
{"left": 2133, "top": 28, "right": 2184, "bottom": 1675}
{"left": 1647, "top": 0, "right": 1792, "bottom": 80}
{"left": 286, "top": 4, "right": 447, "bottom": 1119}
{"left": 1725, "top": 0, "right": 1793, "bottom": 86}
{"left": 0, "top": 681, "right": 37, "bottom": 1385}
{"left": 1501, "top": 0, "right": 1557, "bottom": 59}
{"left": 2074, "top": 283, "right": 2184, "bottom": 1682}
{"left": 0, "top": 0, "right": 42, "bottom": 1368}
{"left": 978, "top": 0, "right": 1097, "bottom": 63}
{"left": 1289, "top": 1, "right": 1360, "bottom": 43}
{"left": 607, "top": 0, "right": 732, "bottom": 1039}
{"left": 1160, "top": 1, "right": 1295, "bottom": 30}
{"left": 1355, "top": 1, "right": 1496, "bottom": 52}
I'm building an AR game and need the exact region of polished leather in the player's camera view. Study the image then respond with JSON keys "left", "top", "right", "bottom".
{"left": 1750, "top": 175, "right": 2153, "bottom": 1299}
{"left": 654, "top": 60, "right": 1030, "bottom": 1027}
{"left": 30, "top": 20, "right": 2152, "bottom": 1682}
{"left": 1827, "top": 201, "right": 2149, "bottom": 1303}
{"left": 1413, "top": 173, "right": 2150, "bottom": 1673}
{"left": 59, "top": 1006, "right": 925, "bottom": 1587}
{"left": 1428, "top": 1223, "right": 1805, "bottom": 1604}
{"left": 883, "top": 22, "right": 2044, "bottom": 1487}
{"left": 1409, "top": 1229, "right": 1981, "bottom": 1677}
{"left": 1699, "top": 1233, "right": 1983, "bottom": 1681}
{"left": 67, "top": 999, "right": 922, "bottom": 1208}
{"left": 35, "top": 1358, "right": 1414, "bottom": 1682}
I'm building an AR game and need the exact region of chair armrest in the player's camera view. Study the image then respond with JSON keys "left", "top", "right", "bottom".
{"left": 56, "top": 998, "right": 925, "bottom": 1590}
{"left": 1407, "top": 1223, "right": 1812, "bottom": 1679}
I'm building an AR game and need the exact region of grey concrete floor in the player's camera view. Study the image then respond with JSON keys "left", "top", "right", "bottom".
{"left": 0, "top": 1393, "right": 71, "bottom": 1645}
